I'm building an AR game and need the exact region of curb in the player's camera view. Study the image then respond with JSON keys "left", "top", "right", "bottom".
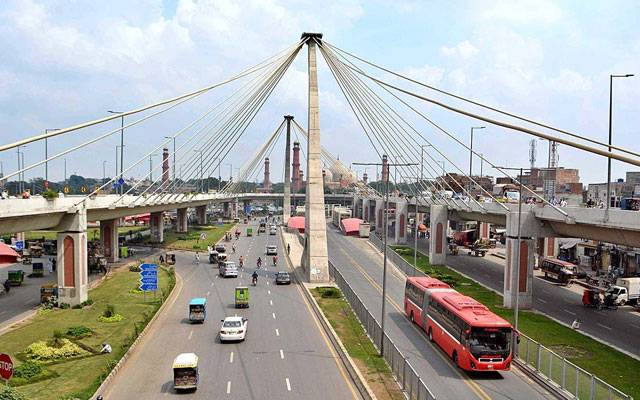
{"left": 91, "top": 266, "right": 183, "bottom": 399}
{"left": 279, "top": 229, "right": 376, "bottom": 400}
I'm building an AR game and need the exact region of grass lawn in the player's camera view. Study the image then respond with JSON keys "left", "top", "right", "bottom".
{"left": 23, "top": 226, "right": 148, "bottom": 241}
{"left": 312, "top": 287, "right": 404, "bottom": 400}
{"left": 392, "top": 246, "right": 639, "bottom": 399}
{"left": 1, "top": 264, "right": 175, "bottom": 400}
{"left": 146, "top": 223, "right": 234, "bottom": 250}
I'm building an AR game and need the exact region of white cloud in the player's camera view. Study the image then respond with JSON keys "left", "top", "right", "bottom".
{"left": 440, "top": 40, "right": 479, "bottom": 59}
{"left": 479, "top": 0, "right": 563, "bottom": 25}
{"left": 546, "top": 69, "right": 592, "bottom": 95}
{"left": 402, "top": 64, "right": 444, "bottom": 85}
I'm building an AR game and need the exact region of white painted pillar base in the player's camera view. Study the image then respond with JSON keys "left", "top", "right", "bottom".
{"left": 503, "top": 237, "right": 535, "bottom": 309}
{"left": 176, "top": 208, "right": 188, "bottom": 233}
{"left": 56, "top": 208, "right": 88, "bottom": 306}
{"left": 100, "top": 218, "right": 119, "bottom": 263}
{"left": 150, "top": 212, "right": 164, "bottom": 243}
{"left": 429, "top": 205, "right": 448, "bottom": 265}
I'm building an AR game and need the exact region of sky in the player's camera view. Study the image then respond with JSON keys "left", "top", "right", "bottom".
{"left": 0, "top": 0, "right": 638, "bottom": 187}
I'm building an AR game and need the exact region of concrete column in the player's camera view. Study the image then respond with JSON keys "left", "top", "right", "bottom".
{"left": 283, "top": 116, "right": 293, "bottom": 224}
{"left": 301, "top": 33, "right": 329, "bottom": 283}
{"left": 56, "top": 206, "right": 88, "bottom": 306}
{"left": 503, "top": 237, "right": 535, "bottom": 309}
{"left": 150, "top": 211, "right": 164, "bottom": 243}
{"left": 375, "top": 199, "right": 384, "bottom": 231}
{"left": 99, "top": 218, "right": 119, "bottom": 263}
{"left": 196, "top": 205, "right": 207, "bottom": 225}
{"left": 429, "top": 205, "right": 448, "bottom": 265}
{"left": 479, "top": 222, "right": 491, "bottom": 240}
{"left": 232, "top": 199, "right": 239, "bottom": 219}
{"left": 223, "top": 202, "right": 231, "bottom": 219}
{"left": 176, "top": 208, "right": 188, "bottom": 233}
{"left": 544, "top": 237, "right": 557, "bottom": 257}
{"left": 394, "top": 200, "right": 408, "bottom": 245}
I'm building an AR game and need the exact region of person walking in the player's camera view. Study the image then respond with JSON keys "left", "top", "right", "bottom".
{"left": 287, "top": 243, "right": 291, "bottom": 255}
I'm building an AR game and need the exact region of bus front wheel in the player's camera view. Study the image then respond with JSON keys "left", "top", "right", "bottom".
{"left": 428, "top": 328, "right": 433, "bottom": 342}
{"left": 409, "top": 311, "right": 414, "bottom": 323}
{"left": 452, "top": 351, "right": 459, "bottom": 368}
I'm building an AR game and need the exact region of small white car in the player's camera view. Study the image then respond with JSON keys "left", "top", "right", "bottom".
{"left": 219, "top": 316, "right": 248, "bottom": 342}
{"left": 269, "top": 227, "right": 277, "bottom": 235}
{"left": 266, "top": 245, "right": 278, "bottom": 256}
{"left": 219, "top": 261, "right": 238, "bottom": 278}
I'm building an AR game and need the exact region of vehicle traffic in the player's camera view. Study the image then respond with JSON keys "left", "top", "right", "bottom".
{"left": 188, "top": 298, "right": 207, "bottom": 323}
{"left": 219, "top": 316, "right": 248, "bottom": 342}
{"left": 219, "top": 261, "right": 238, "bottom": 278}
{"left": 607, "top": 277, "right": 640, "bottom": 306}
{"left": 269, "top": 226, "right": 277, "bottom": 235}
{"left": 275, "top": 271, "right": 291, "bottom": 285}
{"left": 235, "top": 286, "right": 249, "bottom": 308}
{"left": 172, "top": 353, "right": 199, "bottom": 391}
{"left": 540, "top": 257, "right": 575, "bottom": 285}
{"left": 266, "top": 245, "right": 277, "bottom": 256}
{"left": 404, "top": 276, "right": 514, "bottom": 371}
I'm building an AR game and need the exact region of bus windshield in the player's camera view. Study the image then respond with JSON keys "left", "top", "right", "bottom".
{"left": 468, "top": 328, "right": 512, "bottom": 357}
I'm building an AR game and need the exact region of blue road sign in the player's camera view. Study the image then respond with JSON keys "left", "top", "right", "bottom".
{"left": 140, "top": 270, "right": 158, "bottom": 277}
{"left": 15, "top": 241, "right": 24, "bottom": 251}
{"left": 140, "top": 276, "right": 158, "bottom": 284}
{"left": 140, "top": 263, "right": 157, "bottom": 271}
{"left": 140, "top": 283, "right": 158, "bottom": 291}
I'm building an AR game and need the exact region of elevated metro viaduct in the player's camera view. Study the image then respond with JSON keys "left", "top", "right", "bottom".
{"left": 0, "top": 192, "right": 353, "bottom": 305}
{"left": 351, "top": 193, "right": 640, "bottom": 309}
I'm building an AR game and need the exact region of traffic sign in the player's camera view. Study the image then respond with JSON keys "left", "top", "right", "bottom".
{"left": 63, "top": 186, "right": 70, "bottom": 193}
{"left": 140, "top": 263, "right": 158, "bottom": 271}
{"left": 0, "top": 353, "right": 14, "bottom": 380}
{"left": 140, "top": 277, "right": 158, "bottom": 284}
{"left": 200, "top": 233, "right": 207, "bottom": 240}
{"left": 140, "top": 269, "right": 158, "bottom": 277}
{"left": 15, "top": 241, "right": 24, "bottom": 251}
{"left": 139, "top": 283, "right": 158, "bottom": 291}
{"left": 139, "top": 263, "right": 158, "bottom": 292}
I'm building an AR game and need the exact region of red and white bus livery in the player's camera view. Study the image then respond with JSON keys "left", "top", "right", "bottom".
{"left": 405, "top": 276, "right": 514, "bottom": 371}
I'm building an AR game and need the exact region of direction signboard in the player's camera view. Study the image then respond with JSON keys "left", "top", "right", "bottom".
{"left": 0, "top": 353, "right": 14, "bottom": 380}
{"left": 15, "top": 241, "right": 24, "bottom": 252}
{"left": 139, "top": 263, "right": 158, "bottom": 292}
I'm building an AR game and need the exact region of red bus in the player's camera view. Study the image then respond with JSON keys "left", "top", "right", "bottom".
{"left": 404, "top": 276, "right": 513, "bottom": 371}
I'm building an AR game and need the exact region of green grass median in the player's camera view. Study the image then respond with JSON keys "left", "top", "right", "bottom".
{"left": 392, "top": 246, "right": 639, "bottom": 398}
{"left": 0, "top": 264, "right": 175, "bottom": 400}
{"left": 147, "top": 223, "right": 233, "bottom": 250}
{"left": 312, "top": 287, "right": 404, "bottom": 400}
{"left": 22, "top": 226, "right": 148, "bottom": 241}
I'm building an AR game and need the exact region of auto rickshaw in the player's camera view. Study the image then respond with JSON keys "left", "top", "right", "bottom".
{"left": 40, "top": 283, "right": 58, "bottom": 303}
{"left": 21, "top": 250, "right": 32, "bottom": 265}
{"left": 235, "top": 286, "right": 249, "bottom": 308}
{"left": 208, "top": 250, "right": 218, "bottom": 264}
{"left": 582, "top": 288, "right": 617, "bottom": 310}
{"left": 31, "top": 262, "right": 44, "bottom": 277}
{"left": 29, "top": 245, "right": 44, "bottom": 258}
{"left": 8, "top": 270, "right": 24, "bottom": 286}
{"left": 217, "top": 253, "right": 228, "bottom": 267}
{"left": 166, "top": 253, "right": 176, "bottom": 265}
{"left": 246, "top": 227, "right": 253, "bottom": 237}
{"left": 188, "top": 298, "right": 207, "bottom": 323}
{"left": 173, "top": 353, "right": 199, "bottom": 392}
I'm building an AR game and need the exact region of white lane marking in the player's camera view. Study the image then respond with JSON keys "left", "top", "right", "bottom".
{"left": 229, "top": 352, "right": 234, "bottom": 363}
{"left": 226, "top": 381, "right": 231, "bottom": 394}
{"left": 206, "top": 291, "right": 210, "bottom": 296}
{"left": 597, "top": 323, "right": 612, "bottom": 331}
{"left": 211, "top": 282, "right": 214, "bottom": 286}
{"left": 563, "top": 309, "right": 576, "bottom": 316}
{"left": 272, "top": 312, "right": 276, "bottom": 319}
{"left": 188, "top": 330, "right": 193, "bottom": 340}
{"left": 537, "top": 298, "right": 548, "bottom": 304}
{"left": 280, "top": 349, "right": 284, "bottom": 359}
{"left": 285, "top": 378, "right": 291, "bottom": 391}
{"left": 275, "top": 328, "right": 280, "bottom": 336}
{"left": 270, "top": 299, "right": 273, "bottom": 306}
{"left": 632, "top": 324, "right": 640, "bottom": 329}
{"left": 268, "top": 290, "right": 271, "bottom": 295}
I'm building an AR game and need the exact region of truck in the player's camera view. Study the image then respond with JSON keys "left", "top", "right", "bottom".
{"left": 607, "top": 277, "right": 640, "bottom": 306}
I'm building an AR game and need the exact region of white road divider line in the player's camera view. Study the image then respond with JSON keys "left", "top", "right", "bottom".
{"left": 597, "top": 323, "right": 612, "bottom": 331}
{"left": 226, "top": 381, "right": 231, "bottom": 394}
{"left": 562, "top": 309, "right": 576, "bottom": 315}
{"left": 280, "top": 349, "right": 284, "bottom": 359}
{"left": 270, "top": 299, "right": 273, "bottom": 306}
{"left": 229, "top": 352, "right": 234, "bottom": 363}
{"left": 285, "top": 378, "right": 291, "bottom": 391}
{"left": 275, "top": 328, "right": 280, "bottom": 336}
{"left": 268, "top": 290, "right": 271, "bottom": 295}
{"left": 272, "top": 312, "right": 276, "bottom": 319}
{"left": 537, "top": 298, "right": 548, "bottom": 303}
{"left": 188, "top": 329, "right": 193, "bottom": 340}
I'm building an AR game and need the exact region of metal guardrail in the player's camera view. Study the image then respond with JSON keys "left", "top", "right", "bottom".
{"left": 368, "top": 235, "right": 634, "bottom": 400}
{"left": 329, "top": 261, "right": 437, "bottom": 400}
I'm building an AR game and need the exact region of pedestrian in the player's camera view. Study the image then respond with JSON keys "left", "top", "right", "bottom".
{"left": 287, "top": 243, "right": 291, "bottom": 255}
{"left": 232, "top": 243, "right": 236, "bottom": 253}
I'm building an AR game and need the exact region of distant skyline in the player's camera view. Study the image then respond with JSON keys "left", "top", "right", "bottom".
{"left": 0, "top": 0, "right": 638, "bottom": 187}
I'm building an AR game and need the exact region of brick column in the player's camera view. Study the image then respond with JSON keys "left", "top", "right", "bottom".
{"left": 100, "top": 218, "right": 119, "bottom": 263}
{"left": 429, "top": 205, "right": 448, "bottom": 265}
{"left": 394, "top": 200, "right": 408, "bottom": 245}
{"left": 196, "top": 205, "right": 207, "bottom": 225}
{"left": 503, "top": 237, "right": 535, "bottom": 309}
{"left": 56, "top": 206, "right": 88, "bottom": 306}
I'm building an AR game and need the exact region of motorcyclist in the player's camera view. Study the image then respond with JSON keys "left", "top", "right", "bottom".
{"left": 257, "top": 257, "right": 262, "bottom": 268}
{"left": 194, "top": 252, "right": 200, "bottom": 264}
{"left": 252, "top": 271, "right": 258, "bottom": 285}
{"left": 239, "top": 256, "right": 244, "bottom": 268}
{"left": 272, "top": 255, "right": 278, "bottom": 266}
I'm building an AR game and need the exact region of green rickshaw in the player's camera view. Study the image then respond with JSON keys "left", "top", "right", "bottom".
{"left": 235, "top": 286, "right": 249, "bottom": 308}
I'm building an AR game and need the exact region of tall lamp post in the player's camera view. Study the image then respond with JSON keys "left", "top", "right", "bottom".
{"left": 353, "top": 156, "right": 417, "bottom": 356}
{"left": 149, "top": 154, "right": 158, "bottom": 181}
{"left": 102, "top": 161, "right": 108, "bottom": 185}
{"left": 469, "top": 126, "right": 485, "bottom": 192}
{"left": 606, "top": 74, "right": 634, "bottom": 214}
{"left": 108, "top": 110, "right": 125, "bottom": 194}
{"left": 43, "top": 128, "right": 60, "bottom": 191}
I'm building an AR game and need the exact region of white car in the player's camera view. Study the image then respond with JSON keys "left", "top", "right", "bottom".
{"left": 269, "top": 227, "right": 277, "bottom": 235}
{"left": 266, "top": 245, "right": 278, "bottom": 256}
{"left": 219, "top": 316, "right": 247, "bottom": 342}
{"left": 219, "top": 261, "right": 238, "bottom": 278}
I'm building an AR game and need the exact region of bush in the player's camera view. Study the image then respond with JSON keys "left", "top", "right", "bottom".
{"left": 129, "top": 265, "right": 141, "bottom": 272}
{"left": 24, "top": 339, "right": 86, "bottom": 361}
{"left": 42, "top": 189, "right": 59, "bottom": 200}
{"left": 320, "top": 287, "right": 342, "bottom": 299}
{"left": 103, "top": 304, "right": 115, "bottom": 318}
{"left": 192, "top": 244, "right": 202, "bottom": 250}
{"left": 66, "top": 326, "right": 92, "bottom": 339}
{"left": 98, "top": 314, "right": 124, "bottom": 323}
{"left": 59, "top": 303, "right": 70, "bottom": 309}
{"left": 72, "top": 304, "right": 82, "bottom": 309}
{"left": 80, "top": 299, "right": 94, "bottom": 307}
{"left": 0, "top": 386, "right": 26, "bottom": 400}
{"left": 13, "top": 361, "right": 42, "bottom": 380}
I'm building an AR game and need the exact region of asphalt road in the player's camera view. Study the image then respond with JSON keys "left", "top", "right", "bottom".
{"left": 102, "top": 220, "right": 359, "bottom": 400}
{"left": 326, "top": 225, "right": 554, "bottom": 400}
{"left": 416, "top": 239, "right": 640, "bottom": 358}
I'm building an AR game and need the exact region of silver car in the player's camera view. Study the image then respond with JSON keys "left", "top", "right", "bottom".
{"left": 219, "top": 261, "right": 238, "bottom": 278}
{"left": 266, "top": 245, "right": 278, "bottom": 256}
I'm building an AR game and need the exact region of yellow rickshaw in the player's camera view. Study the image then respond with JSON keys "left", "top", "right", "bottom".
{"left": 235, "top": 286, "right": 249, "bottom": 308}
{"left": 173, "top": 353, "right": 199, "bottom": 391}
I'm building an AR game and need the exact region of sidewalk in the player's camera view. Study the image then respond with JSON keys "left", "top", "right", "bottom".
{"left": 280, "top": 229, "right": 337, "bottom": 290}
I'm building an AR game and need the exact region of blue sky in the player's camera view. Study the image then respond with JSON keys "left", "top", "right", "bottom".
{"left": 0, "top": 0, "right": 638, "bottom": 186}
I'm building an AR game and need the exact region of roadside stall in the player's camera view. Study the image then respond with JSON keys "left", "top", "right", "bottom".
{"left": 40, "top": 283, "right": 58, "bottom": 303}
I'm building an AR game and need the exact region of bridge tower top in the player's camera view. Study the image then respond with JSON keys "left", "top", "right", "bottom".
{"left": 284, "top": 115, "right": 294, "bottom": 121}
{"left": 301, "top": 32, "right": 323, "bottom": 43}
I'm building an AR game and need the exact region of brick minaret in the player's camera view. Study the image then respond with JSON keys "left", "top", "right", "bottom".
{"left": 263, "top": 157, "right": 271, "bottom": 192}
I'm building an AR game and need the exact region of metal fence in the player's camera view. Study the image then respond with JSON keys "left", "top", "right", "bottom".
{"left": 328, "top": 261, "right": 437, "bottom": 400}
{"left": 368, "top": 235, "right": 633, "bottom": 400}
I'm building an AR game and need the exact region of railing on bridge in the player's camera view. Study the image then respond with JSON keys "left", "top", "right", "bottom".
{"left": 368, "top": 234, "right": 634, "bottom": 400}
{"left": 328, "top": 261, "right": 437, "bottom": 400}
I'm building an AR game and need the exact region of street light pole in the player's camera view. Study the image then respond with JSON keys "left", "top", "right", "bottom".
{"left": 607, "top": 74, "right": 634, "bottom": 214}
{"left": 149, "top": 154, "right": 158, "bottom": 181}
{"left": 102, "top": 161, "right": 107, "bottom": 185}
{"left": 469, "top": 126, "right": 485, "bottom": 192}
{"left": 108, "top": 110, "right": 125, "bottom": 194}
{"left": 194, "top": 150, "right": 203, "bottom": 193}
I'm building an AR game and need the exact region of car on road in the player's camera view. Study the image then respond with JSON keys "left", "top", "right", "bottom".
{"left": 269, "top": 226, "right": 277, "bottom": 235}
{"left": 275, "top": 271, "right": 291, "bottom": 285}
{"left": 219, "top": 261, "right": 238, "bottom": 278}
{"left": 219, "top": 316, "right": 248, "bottom": 342}
{"left": 215, "top": 244, "right": 226, "bottom": 253}
{"left": 259, "top": 222, "right": 266, "bottom": 233}
{"left": 266, "top": 245, "right": 278, "bottom": 256}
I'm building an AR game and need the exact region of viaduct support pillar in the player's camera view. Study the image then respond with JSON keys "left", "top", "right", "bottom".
{"left": 479, "top": 222, "right": 491, "bottom": 240}
{"left": 394, "top": 200, "right": 408, "bottom": 245}
{"left": 283, "top": 116, "right": 293, "bottom": 225}
{"left": 150, "top": 212, "right": 164, "bottom": 243}
{"left": 375, "top": 199, "right": 384, "bottom": 233}
{"left": 100, "top": 218, "right": 119, "bottom": 263}
{"left": 176, "top": 208, "right": 188, "bottom": 233}
{"left": 429, "top": 205, "right": 448, "bottom": 265}
{"left": 223, "top": 202, "right": 230, "bottom": 219}
{"left": 232, "top": 199, "right": 239, "bottom": 219}
{"left": 301, "top": 33, "right": 329, "bottom": 283}
{"left": 56, "top": 205, "right": 88, "bottom": 306}
{"left": 196, "top": 205, "right": 207, "bottom": 225}
{"left": 503, "top": 211, "right": 536, "bottom": 309}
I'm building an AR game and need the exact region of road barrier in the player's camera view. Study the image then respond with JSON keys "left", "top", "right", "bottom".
{"left": 368, "top": 234, "right": 634, "bottom": 400}
{"left": 329, "top": 261, "right": 437, "bottom": 400}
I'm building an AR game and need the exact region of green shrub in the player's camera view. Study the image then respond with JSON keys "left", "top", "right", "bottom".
{"left": 71, "top": 304, "right": 82, "bottom": 309}
{"left": 320, "top": 287, "right": 342, "bottom": 299}
{"left": 98, "top": 314, "right": 124, "bottom": 323}
{"left": 80, "top": 299, "right": 94, "bottom": 307}
{"left": 42, "top": 189, "right": 59, "bottom": 200}
{"left": 59, "top": 303, "right": 70, "bottom": 309}
{"left": 129, "top": 265, "right": 140, "bottom": 272}
{"left": 66, "top": 326, "right": 92, "bottom": 339}
{"left": 13, "top": 360, "right": 42, "bottom": 380}
{"left": 192, "top": 244, "right": 202, "bottom": 249}
{"left": 0, "top": 386, "right": 27, "bottom": 400}
{"left": 103, "top": 304, "right": 115, "bottom": 318}
{"left": 24, "top": 339, "right": 86, "bottom": 361}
